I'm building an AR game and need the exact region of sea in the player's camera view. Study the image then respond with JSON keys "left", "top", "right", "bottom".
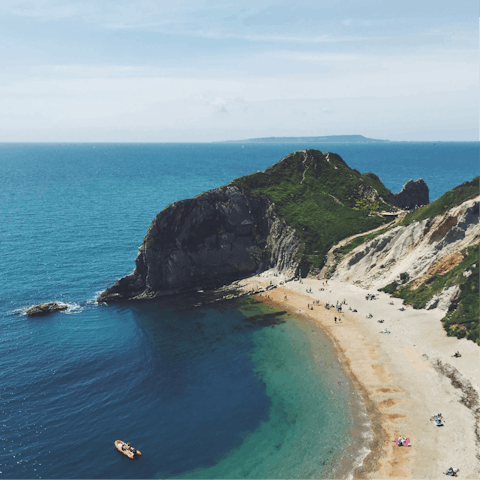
{"left": 1, "top": 142, "right": 478, "bottom": 479}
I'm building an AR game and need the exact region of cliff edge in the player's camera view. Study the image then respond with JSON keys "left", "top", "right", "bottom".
{"left": 98, "top": 149, "right": 428, "bottom": 303}
{"left": 98, "top": 185, "right": 299, "bottom": 302}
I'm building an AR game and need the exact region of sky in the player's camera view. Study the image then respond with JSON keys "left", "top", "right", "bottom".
{"left": 0, "top": 0, "right": 478, "bottom": 142}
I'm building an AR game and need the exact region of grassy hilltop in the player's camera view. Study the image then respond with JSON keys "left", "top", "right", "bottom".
{"left": 233, "top": 149, "right": 396, "bottom": 273}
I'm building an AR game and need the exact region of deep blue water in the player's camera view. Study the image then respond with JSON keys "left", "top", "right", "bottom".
{"left": 0, "top": 142, "right": 478, "bottom": 478}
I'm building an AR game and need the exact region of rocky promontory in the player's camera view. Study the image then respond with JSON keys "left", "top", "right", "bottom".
{"left": 98, "top": 186, "right": 300, "bottom": 302}
{"left": 98, "top": 149, "right": 429, "bottom": 303}
{"left": 26, "top": 302, "right": 68, "bottom": 316}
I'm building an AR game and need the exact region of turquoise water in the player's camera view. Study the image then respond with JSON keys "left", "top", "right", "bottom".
{"left": 170, "top": 309, "right": 359, "bottom": 479}
{"left": 0, "top": 142, "right": 478, "bottom": 478}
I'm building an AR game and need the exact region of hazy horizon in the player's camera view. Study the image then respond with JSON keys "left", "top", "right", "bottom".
{"left": 1, "top": 1, "right": 478, "bottom": 142}
{"left": 1, "top": 138, "right": 480, "bottom": 144}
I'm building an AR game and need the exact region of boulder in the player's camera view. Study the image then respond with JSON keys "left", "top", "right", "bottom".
{"left": 26, "top": 302, "right": 68, "bottom": 317}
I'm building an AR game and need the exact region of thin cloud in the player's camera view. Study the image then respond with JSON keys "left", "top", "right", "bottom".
{"left": 8, "top": 4, "right": 78, "bottom": 19}
{"left": 342, "top": 17, "right": 401, "bottom": 27}
{"left": 103, "top": 23, "right": 352, "bottom": 43}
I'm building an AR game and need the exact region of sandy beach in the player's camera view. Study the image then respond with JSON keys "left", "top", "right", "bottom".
{"left": 236, "top": 272, "right": 480, "bottom": 479}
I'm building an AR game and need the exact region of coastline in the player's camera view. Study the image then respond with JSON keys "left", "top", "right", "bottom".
{"left": 236, "top": 273, "right": 480, "bottom": 479}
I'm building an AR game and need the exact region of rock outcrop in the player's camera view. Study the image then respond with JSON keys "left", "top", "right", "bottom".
{"left": 98, "top": 149, "right": 431, "bottom": 303}
{"left": 26, "top": 302, "right": 68, "bottom": 316}
{"left": 98, "top": 185, "right": 300, "bottom": 302}
{"left": 387, "top": 179, "right": 429, "bottom": 209}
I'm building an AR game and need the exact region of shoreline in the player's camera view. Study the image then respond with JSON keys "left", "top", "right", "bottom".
{"left": 237, "top": 273, "right": 480, "bottom": 478}
{"left": 269, "top": 302, "right": 383, "bottom": 480}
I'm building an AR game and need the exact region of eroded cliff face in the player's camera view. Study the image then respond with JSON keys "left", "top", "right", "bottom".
{"left": 332, "top": 196, "right": 480, "bottom": 311}
{"left": 97, "top": 149, "right": 435, "bottom": 303}
{"left": 98, "top": 185, "right": 300, "bottom": 302}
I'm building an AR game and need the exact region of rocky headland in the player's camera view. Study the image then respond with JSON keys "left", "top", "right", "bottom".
{"left": 98, "top": 185, "right": 299, "bottom": 302}
{"left": 99, "top": 149, "right": 425, "bottom": 303}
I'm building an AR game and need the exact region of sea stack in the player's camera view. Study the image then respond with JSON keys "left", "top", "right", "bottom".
{"left": 387, "top": 179, "right": 429, "bottom": 209}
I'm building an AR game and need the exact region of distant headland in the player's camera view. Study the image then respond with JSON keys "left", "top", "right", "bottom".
{"left": 222, "top": 135, "right": 390, "bottom": 144}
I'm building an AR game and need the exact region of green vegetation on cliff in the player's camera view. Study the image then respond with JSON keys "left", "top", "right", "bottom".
{"left": 335, "top": 177, "right": 479, "bottom": 267}
{"left": 380, "top": 246, "right": 479, "bottom": 344}
{"left": 401, "top": 176, "right": 479, "bottom": 227}
{"left": 378, "top": 178, "right": 479, "bottom": 343}
{"left": 442, "top": 248, "right": 479, "bottom": 344}
{"left": 233, "top": 150, "right": 395, "bottom": 272}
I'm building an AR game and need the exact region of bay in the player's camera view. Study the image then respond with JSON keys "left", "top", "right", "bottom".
{"left": 0, "top": 142, "right": 477, "bottom": 478}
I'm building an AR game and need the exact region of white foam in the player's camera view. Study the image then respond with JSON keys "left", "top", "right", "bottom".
{"left": 345, "top": 445, "right": 372, "bottom": 480}
{"left": 64, "top": 303, "right": 83, "bottom": 314}
{"left": 12, "top": 306, "right": 29, "bottom": 316}
{"left": 86, "top": 291, "right": 104, "bottom": 306}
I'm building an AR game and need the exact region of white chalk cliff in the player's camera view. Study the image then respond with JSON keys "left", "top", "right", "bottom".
{"left": 332, "top": 196, "right": 480, "bottom": 311}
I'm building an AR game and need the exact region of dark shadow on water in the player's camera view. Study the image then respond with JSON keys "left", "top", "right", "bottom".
{"left": 117, "top": 298, "right": 276, "bottom": 478}
{"left": 241, "top": 310, "right": 287, "bottom": 326}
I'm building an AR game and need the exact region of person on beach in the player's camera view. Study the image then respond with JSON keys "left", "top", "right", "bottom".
{"left": 334, "top": 317, "right": 337, "bottom": 323}
{"left": 445, "top": 467, "right": 459, "bottom": 476}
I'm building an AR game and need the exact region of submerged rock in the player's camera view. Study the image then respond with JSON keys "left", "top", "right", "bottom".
{"left": 26, "top": 302, "right": 68, "bottom": 316}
